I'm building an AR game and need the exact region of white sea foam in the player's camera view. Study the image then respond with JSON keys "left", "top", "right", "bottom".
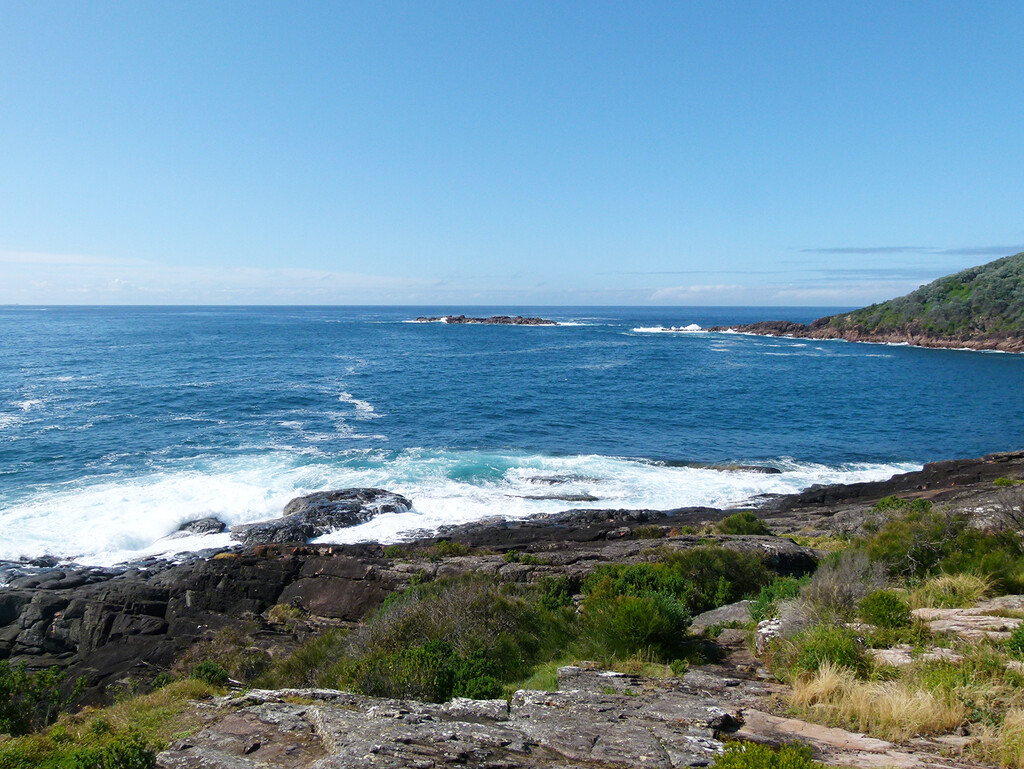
{"left": 0, "top": 450, "right": 920, "bottom": 566}
{"left": 338, "top": 391, "right": 380, "bottom": 419}
{"left": 633, "top": 324, "right": 704, "bottom": 334}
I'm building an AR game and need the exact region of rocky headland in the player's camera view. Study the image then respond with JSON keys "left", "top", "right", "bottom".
{"left": 413, "top": 314, "right": 558, "bottom": 325}
{"left": 710, "top": 252, "right": 1024, "bottom": 352}
{"left": 2, "top": 450, "right": 1024, "bottom": 768}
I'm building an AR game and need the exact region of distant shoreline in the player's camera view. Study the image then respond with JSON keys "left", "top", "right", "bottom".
{"left": 709, "top": 320, "right": 1024, "bottom": 353}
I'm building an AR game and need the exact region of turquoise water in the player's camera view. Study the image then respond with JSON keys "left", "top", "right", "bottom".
{"left": 1, "top": 305, "right": 1021, "bottom": 564}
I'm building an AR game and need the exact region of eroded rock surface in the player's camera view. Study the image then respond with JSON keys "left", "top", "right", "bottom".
{"left": 231, "top": 489, "right": 412, "bottom": 547}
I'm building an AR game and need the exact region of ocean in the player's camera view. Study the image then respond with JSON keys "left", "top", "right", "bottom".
{"left": 1, "top": 305, "right": 1022, "bottom": 567}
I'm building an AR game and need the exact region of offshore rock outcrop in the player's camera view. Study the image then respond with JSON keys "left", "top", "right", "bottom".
{"left": 413, "top": 314, "right": 557, "bottom": 325}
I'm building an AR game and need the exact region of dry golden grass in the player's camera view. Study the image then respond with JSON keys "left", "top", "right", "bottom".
{"left": 790, "top": 662, "right": 966, "bottom": 742}
{"left": 908, "top": 573, "right": 992, "bottom": 609}
{"left": 973, "top": 709, "right": 1024, "bottom": 768}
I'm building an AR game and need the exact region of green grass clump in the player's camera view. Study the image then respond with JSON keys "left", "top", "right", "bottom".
{"left": 750, "top": 576, "right": 809, "bottom": 623}
{"left": 858, "top": 589, "right": 911, "bottom": 629}
{"left": 711, "top": 741, "right": 822, "bottom": 768}
{"left": 773, "top": 625, "right": 869, "bottom": 680}
{"left": 908, "top": 573, "right": 992, "bottom": 609}
{"left": 1006, "top": 625, "right": 1024, "bottom": 661}
{"left": 716, "top": 511, "right": 772, "bottom": 536}
{"left": 0, "top": 679, "right": 214, "bottom": 769}
{"left": 189, "top": 661, "right": 229, "bottom": 687}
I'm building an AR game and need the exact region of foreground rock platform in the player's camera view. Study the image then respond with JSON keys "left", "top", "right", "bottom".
{"left": 156, "top": 663, "right": 973, "bottom": 769}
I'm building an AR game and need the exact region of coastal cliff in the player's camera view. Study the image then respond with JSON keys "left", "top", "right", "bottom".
{"left": 713, "top": 253, "right": 1024, "bottom": 351}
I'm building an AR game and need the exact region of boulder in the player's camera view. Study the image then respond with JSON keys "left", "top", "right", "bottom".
{"left": 231, "top": 489, "right": 412, "bottom": 546}
{"left": 175, "top": 517, "right": 227, "bottom": 535}
{"left": 690, "top": 600, "right": 752, "bottom": 635}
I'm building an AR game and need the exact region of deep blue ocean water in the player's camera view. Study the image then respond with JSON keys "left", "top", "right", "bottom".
{"left": 1, "top": 305, "right": 1022, "bottom": 565}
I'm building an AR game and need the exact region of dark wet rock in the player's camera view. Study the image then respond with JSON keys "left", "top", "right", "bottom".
{"left": 231, "top": 488, "right": 411, "bottom": 546}
{"left": 662, "top": 460, "right": 782, "bottom": 474}
{"left": 176, "top": 517, "right": 227, "bottom": 535}
{"left": 415, "top": 314, "right": 558, "bottom": 326}
{"left": 517, "top": 493, "right": 600, "bottom": 502}
{"left": 28, "top": 555, "right": 61, "bottom": 568}
{"left": 524, "top": 475, "right": 602, "bottom": 485}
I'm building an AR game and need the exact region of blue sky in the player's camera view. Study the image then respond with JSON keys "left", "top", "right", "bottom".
{"left": 1, "top": 2, "right": 1022, "bottom": 306}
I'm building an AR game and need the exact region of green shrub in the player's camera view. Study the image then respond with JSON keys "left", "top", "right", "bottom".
{"left": 150, "top": 672, "right": 175, "bottom": 691}
{"left": 256, "top": 629, "right": 349, "bottom": 689}
{"left": 994, "top": 477, "right": 1023, "bottom": 487}
{"left": 716, "top": 511, "right": 772, "bottom": 536}
{"left": 346, "top": 640, "right": 504, "bottom": 702}
{"left": 711, "top": 741, "right": 822, "bottom": 768}
{"left": 64, "top": 730, "right": 156, "bottom": 769}
{"left": 633, "top": 525, "right": 667, "bottom": 539}
{"left": 661, "top": 546, "right": 772, "bottom": 614}
{"left": 0, "top": 662, "right": 83, "bottom": 736}
{"left": 583, "top": 592, "right": 689, "bottom": 658}
{"left": 189, "top": 661, "right": 229, "bottom": 687}
{"left": 670, "top": 658, "right": 689, "bottom": 676}
{"left": 871, "top": 495, "right": 932, "bottom": 515}
{"left": 750, "top": 576, "right": 809, "bottom": 622}
{"left": 537, "top": 575, "right": 574, "bottom": 610}
{"left": 334, "top": 575, "right": 574, "bottom": 700}
{"left": 431, "top": 540, "right": 470, "bottom": 558}
{"left": 858, "top": 590, "right": 911, "bottom": 629}
{"left": 1006, "top": 624, "right": 1024, "bottom": 660}
{"left": 799, "top": 550, "right": 887, "bottom": 621}
{"left": 780, "top": 625, "right": 868, "bottom": 678}
{"left": 0, "top": 728, "right": 157, "bottom": 769}
{"left": 382, "top": 544, "right": 403, "bottom": 558}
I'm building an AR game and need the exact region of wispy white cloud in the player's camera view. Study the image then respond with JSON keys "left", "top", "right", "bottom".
{"left": 0, "top": 250, "right": 151, "bottom": 266}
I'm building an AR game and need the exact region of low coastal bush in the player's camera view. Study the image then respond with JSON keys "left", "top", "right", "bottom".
{"left": 189, "top": 661, "right": 229, "bottom": 687}
{"left": 710, "top": 741, "right": 822, "bottom": 769}
{"left": 863, "top": 502, "right": 1024, "bottom": 591}
{"left": 0, "top": 679, "right": 213, "bottom": 769}
{"left": 260, "top": 547, "right": 774, "bottom": 700}
{"left": 858, "top": 589, "right": 911, "bottom": 629}
{"left": 908, "top": 573, "right": 992, "bottom": 609}
{"left": 0, "top": 662, "right": 83, "bottom": 737}
{"left": 771, "top": 625, "right": 869, "bottom": 680}
{"left": 800, "top": 550, "right": 886, "bottom": 621}
{"left": 333, "top": 575, "right": 574, "bottom": 701}
{"left": 715, "top": 511, "right": 772, "bottom": 536}
{"left": 750, "top": 576, "right": 809, "bottom": 623}
{"left": 177, "top": 627, "right": 269, "bottom": 684}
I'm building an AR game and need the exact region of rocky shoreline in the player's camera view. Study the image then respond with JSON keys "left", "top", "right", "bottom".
{"left": 1, "top": 451, "right": 1021, "bottom": 693}
{"left": 2, "top": 450, "right": 1023, "bottom": 768}
{"left": 709, "top": 319, "right": 1024, "bottom": 353}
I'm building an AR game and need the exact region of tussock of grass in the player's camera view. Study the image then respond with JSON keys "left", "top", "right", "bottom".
{"left": 988, "top": 708, "right": 1024, "bottom": 768}
{"left": 788, "top": 534, "right": 851, "bottom": 553}
{"left": 790, "top": 662, "right": 966, "bottom": 741}
{"left": 908, "top": 573, "right": 992, "bottom": 609}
